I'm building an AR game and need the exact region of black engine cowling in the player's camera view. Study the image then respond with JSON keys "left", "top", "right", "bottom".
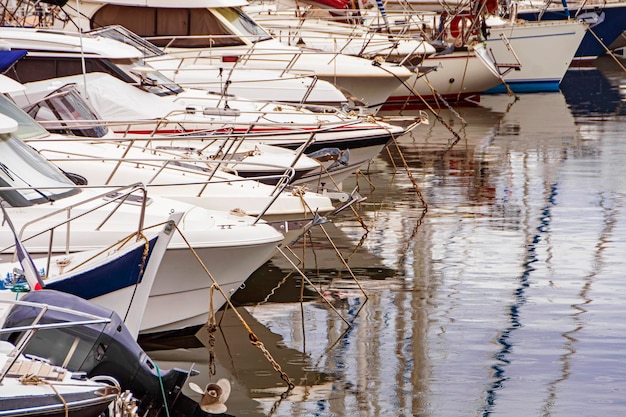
{"left": 1, "top": 290, "right": 212, "bottom": 417}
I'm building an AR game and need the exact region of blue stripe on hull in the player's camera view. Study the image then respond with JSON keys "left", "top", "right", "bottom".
{"left": 46, "top": 237, "right": 157, "bottom": 300}
{"left": 484, "top": 80, "right": 561, "bottom": 94}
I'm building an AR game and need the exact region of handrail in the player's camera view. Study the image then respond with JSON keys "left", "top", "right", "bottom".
{"left": 4, "top": 147, "right": 306, "bottom": 222}
{"left": 0, "top": 183, "right": 149, "bottom": 258}
{"left": 10, "top": 147, "right": 298, "bottom": 187}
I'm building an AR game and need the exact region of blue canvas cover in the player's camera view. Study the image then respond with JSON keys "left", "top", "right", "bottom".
{"left": 0, "top": 49, "right": 27, "bottom": 73}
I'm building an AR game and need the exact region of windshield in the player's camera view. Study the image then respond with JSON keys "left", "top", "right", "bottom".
{"left": 112, "top": 59, "right": 184, "bottom": 96}
{"left": 0, "top": 132, "right": 79, "bottom": 207}
{"left": 0, "top": 94, "right": 49, "bottom": 140}
{"left": 24, "top": 85, "right": 108, "bottom": 138}
{"left": 214, "top": 7, "right": 272, "bottom": 43}
{"left": 88, "top": 25, "right": 165, "bottom": 58}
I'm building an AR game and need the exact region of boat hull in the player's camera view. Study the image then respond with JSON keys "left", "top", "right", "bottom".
{"left": 0, "top": 394, "right": 116, "bottom": 417}
{"left": 484, "top": 19, "right": 587, "bottom": 93}
{"left": 383, "top": 50, "right": 502, "bottom": 110}
{"left": 161, "top": 39, "right": 413, "bottom": 114}
{"left": 139, "top": 242, "right": 278, "bottom": 334}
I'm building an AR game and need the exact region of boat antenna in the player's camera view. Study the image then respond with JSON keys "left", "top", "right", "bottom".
{"left": 75, "top": 0, "right": 89, "bottom": 99}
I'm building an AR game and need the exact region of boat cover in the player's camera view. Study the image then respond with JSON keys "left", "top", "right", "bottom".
{"left": 0, "top": 49, "right": 27, "bottom": 73}
{"left": 22, "top": 72, "right": 180, "bottom": 121}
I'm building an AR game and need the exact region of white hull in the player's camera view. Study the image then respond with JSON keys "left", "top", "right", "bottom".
{"left": 140, "top": 242, "right": 277, "bottom": 334}
{"left": 385, "top": 48, "right": 503, "bottom": 109}
{"left": 161, "top": 38, "right": 413, "bottom": 112}
{"left": 0, "top": 192, "right": 284, "bottom": 334}
{"left": 485, "top": 19, "right": 588, "bottom": 91}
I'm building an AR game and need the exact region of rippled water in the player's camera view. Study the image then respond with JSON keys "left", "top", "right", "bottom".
{"left": 145, "top": 57, "right": 626, "bottom": 417}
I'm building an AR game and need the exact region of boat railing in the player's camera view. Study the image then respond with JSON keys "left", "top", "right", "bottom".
{"left": 249, "top": 8, "right": 440, "bottom": 46}
{"left": 146, "top": 32, "right": 410, "bottom": 71}
{"left": 146, "top": 55, "right": 332, "bottom": 108}
{"left": 145, "top": 47, "right": 320, "bottom": 81}
{"left": 67, "top": 27, "right": 336, "bottom": 108}
{"left": 30, "top": 141, "right": 298, "bottom": 184}
{"left": 0, "top": 183, "right": 149, "bottom": 258}
{"left": 0, "top": 298, "right": 112, "bottom": 384}
{"left": 19, "top": 136, "right": 311, "bottom": 222}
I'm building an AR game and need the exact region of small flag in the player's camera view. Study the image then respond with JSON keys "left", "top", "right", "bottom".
{"left": 1, "top": 204, "right": 45, "bottom": 290}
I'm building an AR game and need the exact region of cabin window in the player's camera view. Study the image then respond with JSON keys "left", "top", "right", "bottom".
{"left": 92, "top": 5, "right": 157, "bottom": 36}
{"left": 7, "top": 57, "right": 133, "bottom": 84}
{"left": 213, "top": 8, "right": 271, "bottom": 43}
{"left": 91, "top": 5, "right": 252, "bottom": 47}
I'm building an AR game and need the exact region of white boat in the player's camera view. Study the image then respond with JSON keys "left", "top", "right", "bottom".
{"left": 91, "top": 25, "right": 352, "bottom": 108}
{"left": 245, "top": 2, "right": 437, "bottom": 59}
{"left": 45, "top": 0, "right": 415, "bottom": 115}
{"left": 244, "top": 1, "right": 505, "bottom": 108}
{"left": 11, "top": 75, "right": 327, "bottom": 186}
{"left": 0, "top": 112, "right": 285, "bottom": 334}
{"left": 0, "top": 208, "right": 180, "bottom": 339}
{"left": 482, "top": 16, "right": 589, "bottom": 93}
{"left": 374, "top": 4, "right": 587, "bottom": 93}
{"left": 513, "top": 0, "right": 626, "bottom": 66}
{"left": 0, "top": 27, "right": 414, "bottom": 191}
{"left": 384, "top": 43, "right": 504, "bottom": 110}
{"left": 0, "top": 344, "right": 121, "bottom": 417}
{"left": 8, "top": 70, "right": 409, "bottom": 192}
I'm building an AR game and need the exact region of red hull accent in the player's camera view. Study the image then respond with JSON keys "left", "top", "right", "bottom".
{"left": 381, "top": 93, "right": 482, "bottom": 111}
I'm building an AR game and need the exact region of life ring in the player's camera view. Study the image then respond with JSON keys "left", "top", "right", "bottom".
{"left": 449, "top": 15, "right": 473, "bottom": 39}
{"left": 485, "top": 0, "right": 498, "bottom": 13}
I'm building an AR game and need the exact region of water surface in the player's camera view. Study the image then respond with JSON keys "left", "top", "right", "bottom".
{"left": 147, "top": 57, "right": 626, "bottom": 417}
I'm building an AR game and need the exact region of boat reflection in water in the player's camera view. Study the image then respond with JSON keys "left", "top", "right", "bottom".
{"left": 560, "top": 57, "right": 626, "bottom": 117}
{"left": 143, "top": 305, "right": 338, "bottom": 417}
{"left": 148, "top": 65, "right": 626, "bottom": 416}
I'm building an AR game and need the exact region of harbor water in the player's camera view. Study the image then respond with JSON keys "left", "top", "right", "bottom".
{"left": 145, "top": 57, "right": 626, "bottom": 417}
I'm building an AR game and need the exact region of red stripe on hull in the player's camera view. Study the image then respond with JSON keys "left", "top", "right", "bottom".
{"left": 381, "top": 93, "right": 482, "bottom": 111}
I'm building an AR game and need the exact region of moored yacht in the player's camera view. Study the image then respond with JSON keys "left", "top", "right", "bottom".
{"left": 0, "top": 73, "right": 337, "bottom": 221}
{"left": 244, "top": 1, "right": 506, "bottom": 109}
{"left": 0, "top": 111, "right": 285, "bottom": 335}
{"left": 37, "top": 0, "right": 415, "bottom": 114}
{"left": 0, "top": 28, "right": 415, "bottom": 191}
{"left": 513, "top": 0, "right": 626, "bottom": 66}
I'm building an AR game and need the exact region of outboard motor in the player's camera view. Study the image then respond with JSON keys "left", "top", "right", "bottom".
{"left": 1, "top": 290, "right": 214, "bottom": 417}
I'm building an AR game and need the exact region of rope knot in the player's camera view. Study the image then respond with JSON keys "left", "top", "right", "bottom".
{"left": 19, "top": 374, "right": 43, "bottom": 385}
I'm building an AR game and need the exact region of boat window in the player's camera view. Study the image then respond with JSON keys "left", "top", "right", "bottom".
{"left": 213, "top": 8, "right": 271, "bottom": 43}
{"left": 6, "top": 56, "right": 133, "bottom": 84}
{"left": 0, "top": 94, "right": 49, "bottom": 140}
{"left": 0, "top": 132, "right": 79, "bottom": 207}
{"left": 91, "top": 5, "right": 247, "bottom": 48}
{"left": 24, "top": 86, "right": 108, "bottom": 138}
